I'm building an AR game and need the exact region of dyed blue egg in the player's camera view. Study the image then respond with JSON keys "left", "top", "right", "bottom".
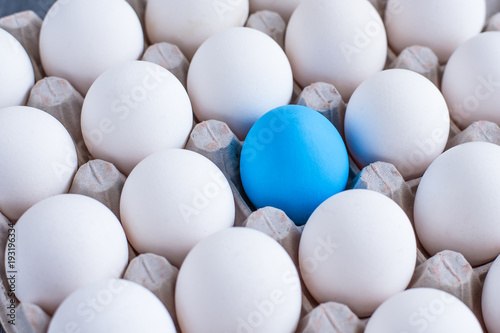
{"left": 240, "top": 105, "right": 349, "bottom": 225}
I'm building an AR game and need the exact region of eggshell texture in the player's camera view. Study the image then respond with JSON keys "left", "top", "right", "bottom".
{"left": 299, "top": 189, "right": 416, "bottom": 317}
{"left": 0, "top": 106, "right": 77, "bottom": 221}
{"left": 188, "top": 27, "right": 293, "bottom": 139}
{"left": 285, "top": 0, "right": 387, "bottom": 100}
{"left": 120, "top": 149, "right": 235, "bottom": 268}
{"left": 7, "top": 194, "right": 129, "bottom": 314}
{"left": 365, "top": 288, "right": 483, "bottom": 333}
{"left": 175, "top": 227, "right": 302, "bottom": 333}
{"left": 40, "top": 0, "right": 144, "bottom": 95}
{"left": 48, "top": 279, "right": 176, "bottom": 333}
{"left": 365, "top": 288, "right": 483, "bottom": 332}
{"left": 482, "top": 254, "right": 500, "bottom": 333}
{"left": 249, "top": 0, "right": 303, "bottom": 21}
{"left": 0, "top": 28, "right": 34, "bottom": 108}
{"left": 240, "top": 105, "right": 349, "bottom": 225}
{"left": 414, "top": 142, "right": 500, "bottom": 267}
{"left": 81, "top": 61, "right": 193, "bottom": 175}
{"left": 345, "top": 69, "right": 450, "bottom": 180}
{"left": 385, "top": 0, "right": 485, "bottom": 64}
{"left": 146, "top": 0, "right": 249, "bottom": 60}
{"left": 441, "top": 32, "right": 500, "bottom": 129}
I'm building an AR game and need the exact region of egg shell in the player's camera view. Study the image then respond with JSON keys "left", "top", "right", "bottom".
{"left": 175, "top": 227, "right": 302, "bottom": 333}
{"left": 0, "top": 28, "right": 34, "bottom": 108}
{"left": 146, "top": 0, "right": 249, "bottom": 60}
{"left": 0, "top": 106, "right": 77, "bottom": 221}
{"left": 120, "top": 149, "right": 235, "bottom": 268}
{"left": 47, "top": 279, "right": 176, "bottom": 333}
{"left": 441, "top": 32, "right": 500, "bottom": 129}
{"left": 385, "top": 0, "right": 485, "bottom": 64}
{"left": 40, "top": 0, "right": 144, "bottom": 95}
{"left": 7, "top": 194, "right": 129, "bottom": 314}
{"left": 345, "top": 69, "right": 450, "bottom": 180}
{"left": 414, "top": 142, "right": 500, "bottom": 267}
{"left": 249, "top": 0, "right": 303, "bottom": 21}
{"left": 81, "top": 61, "right": 193, "bottom": 175}
{"left": 240, "top": 105, "right": 349, "bottom": 225}
{"left": 299, "top": 189, "right": 416, "bottom": 317}
{"left": 188, "top": 27, "right": 293, "bottom": 139}
{"left": 482, "top": 254, "right": 500, "bottom": 333}
{"left": 285, "top": 0, "right": 387, "bottom": 100}
{"left": 365, "top": 288, "right": 483, "bottom": 332}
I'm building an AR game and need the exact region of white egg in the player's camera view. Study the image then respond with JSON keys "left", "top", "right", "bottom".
{"left": 6, "top": 194, "right": 128, "bottom": 314}
{"left": 0, "top": 106, "right": 77, "bottom": 221}
{"left": 81, "top": 61, "right": 193, "bottom": 175}
{"left": 146, "top": 0, "right": 249, "bottom": 60}
{"left": 442, "top": 32, "right": 500, "bottom": 129}
{"left": 299, "top": 189, "right": 416, "bottom": 317}
{"left": 285, "top": 0, "right": 387, "bottom": 100}
{"left": 0, "top": 28, "right": 34, "bottom": 108}
{"left": 365, "top": 288, "right": 483, "bottom": 332}
{"left": 482, "top": 254, "right": 500, "bottom": 333}
{"left": 40, "top": 0, "right": 144, "bottom": 95}
{"left": 48, "top": 279, "right": 176, "bottom": 333}
{"left": 249, "top": 0, "right": 303, "bottom": 21}
{"left": 385, "top": 0, "right": 485, "bottom": 64}
{"left": 120, "top": 149, "right": 235, "bottom": 267}
{"left": 187, "top": 27, "right": 293, "bottom": 139}
{"left": 414, "top": 142, "right": 500, "bottom": 267}
{"left": 345, "top": 69, "right": 450, "bottom": 180}
{"left": 175, "top": 227, "right": 302, "bottom": 333}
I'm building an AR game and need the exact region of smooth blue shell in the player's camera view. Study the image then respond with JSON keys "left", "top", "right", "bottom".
{"left": 240, "top": 105, "right": 349, "bottom": 225}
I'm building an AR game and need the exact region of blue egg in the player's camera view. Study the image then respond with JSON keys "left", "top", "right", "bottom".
{"left": 240, "top": 105, "right": 349, "bottom": 225}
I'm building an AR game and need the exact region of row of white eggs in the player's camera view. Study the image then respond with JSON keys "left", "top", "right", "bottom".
{"left": 2, "top": 0, "right": 500, "bottom": 332}
{"left": 1, "top": 0, "right": 500, "bottom": 176}
{"left": 10, "top": 157, "right": 500, "bottom": 333}
{"left": 3, "top": 0, "right": 500, "bottom": 128}
{"left": 10, "top": 177, "right": 500, "bottom": 333}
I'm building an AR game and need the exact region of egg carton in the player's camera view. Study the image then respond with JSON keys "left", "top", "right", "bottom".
{"left": 1, "top": 108, "right": 497, "bottom": 332}
{"left": 2, "top": 2, "right": 500, "bottom": 333}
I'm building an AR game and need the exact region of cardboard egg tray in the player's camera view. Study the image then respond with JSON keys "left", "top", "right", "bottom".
{"left": 1, "top": 0, "right": 500, "bottom": 332}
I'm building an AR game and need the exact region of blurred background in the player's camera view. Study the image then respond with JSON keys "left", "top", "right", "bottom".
{"left": 0, "top": 0, "right": 57, "bottom": 19}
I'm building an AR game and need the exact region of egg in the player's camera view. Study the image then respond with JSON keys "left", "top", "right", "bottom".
{"left": 6, "top": 194, "right": 128, "bottom": 314}
{"left": 146, "top": 0, "right": 249, "bottom": 60}
{"left": 48, "top": 279, "right": 176, "bottom": 333}
{"left": 385, "top": 0, "right": 485, "bottom": 64}
{"left": 240, "top": 105, "right": 349, "bottom": 225}
{"left": 81, "top": 61, "right": 193, "bottom": 175}
{"left": 441, "top": 32, "right": 500, "bottom": 129}
{"left": 365, "top": 288, "right": 482, "bottom": 332}
{"left": 345, "top": 69, "right": 450, "bottom": 180}
{"left": 40, "top": 0, "right": 144, "bottom": 95}
{"left": 285, "top": 0, "right": 387, "bottom": 100}
{"left": 299, "top": 189, "right": 416, "bottom": 317}
{"left": 414, "top": 142, "right": 500, "bottom": 267}
{"left": 482, "top": 254, "right": 500, "bottom": 333}
{"left": 120, "top": 149, "right": 235, "bottom": 267}
{"left": 175, "top": 227, "right": 302, "bottom": 333}
{"left": 249, "top": 0, "right": 303, "bottom": 21}
{"left": 0, "top": 106, "right": 77, "bottom": 221}
{"left": 0, "top": 28, "right": 34, "bottom": 108}
{"left": 187, "top": 27, "right": 293, "bottom": 139}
